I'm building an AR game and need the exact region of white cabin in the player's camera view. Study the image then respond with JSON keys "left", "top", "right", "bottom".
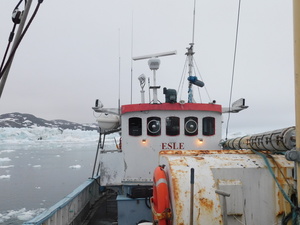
{"left": 99, "top": 102, "right": 222, "bottom": 186}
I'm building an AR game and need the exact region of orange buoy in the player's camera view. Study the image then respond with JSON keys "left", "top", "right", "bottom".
{"left": 151, "top": 165, "right": 172, "bottom": 225}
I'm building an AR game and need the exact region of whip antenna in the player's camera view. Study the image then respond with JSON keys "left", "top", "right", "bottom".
{"left": 192, "top": 0, "right": 196, "bottom": 44}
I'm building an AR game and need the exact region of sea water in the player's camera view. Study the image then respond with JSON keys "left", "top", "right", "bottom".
{"left": 0, "top": 129, "right": 104, "bottom": 224}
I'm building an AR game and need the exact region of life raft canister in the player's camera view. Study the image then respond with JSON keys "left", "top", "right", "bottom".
{"left": 151, "top": 165, "right": 172, "bottom": 225}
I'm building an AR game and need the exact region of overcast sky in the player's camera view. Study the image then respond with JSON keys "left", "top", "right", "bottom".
{"left": 0, "top": 0, "right": 295, "bottom": 135}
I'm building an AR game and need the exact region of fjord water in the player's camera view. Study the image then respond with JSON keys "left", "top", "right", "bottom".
{"left": 0, "top": 129, "right": 102, "bottom": 224}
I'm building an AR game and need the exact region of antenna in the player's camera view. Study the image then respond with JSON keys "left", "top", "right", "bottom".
{"left": 118, "top": 29, "right": 121, "bottom": 115}
{"left": 130, "top": 12, "right": 134, "bottom": 104}
{"left": 133, "top": 51, "right": 176, "bottom": 104}
{"left": 186, "top": 0, "right": 205, "bottom": 103}
{"left": 132, "top": 50, "right": 177, "bottom": 61}
{"left": 192, "top": 0, "right": 196, "bottom": 44}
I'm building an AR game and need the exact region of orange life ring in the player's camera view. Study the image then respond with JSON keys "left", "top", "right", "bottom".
{"left": 151, "top": 165, "right": 172, "bottom": 225}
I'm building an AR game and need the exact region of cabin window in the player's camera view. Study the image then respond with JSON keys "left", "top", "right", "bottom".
{"left": 185, "top": 117, "right": 198, "bottom": 136}
{"left": 166, "top": 117, "right": 180, "bottom": 136}
{"left": 202, "top": 117, "right": 215, "bottom": 136}
{"left": 129, "top": 117, "right": 142, "bottom": 136}
{"left": 147, "top": 117, "right": 161, "bottom": 136}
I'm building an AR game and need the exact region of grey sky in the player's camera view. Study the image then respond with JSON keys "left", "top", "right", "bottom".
{"left": 0, "top": 0, "right": 295, "bottom": 135}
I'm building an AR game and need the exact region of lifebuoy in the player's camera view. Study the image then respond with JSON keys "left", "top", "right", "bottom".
{"left": 151, "top": 165, "right": 172, "bottom": 225}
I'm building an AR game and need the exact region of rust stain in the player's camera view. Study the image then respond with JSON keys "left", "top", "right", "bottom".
{"left": 160, "top": 149, "right": 254, "bottom": 156}
{"left": 197, "top": 208, "right": 201, "bottom": 221}
{"left": 200, "top": 197, "right": 214, "bottom": 211}
{"left": 169, "top": 157, "right": 189, "bottom": 167}
{"left": 171, "top": 173, "right": 185, "bottom": 223}
{"left": 198, "top": 188, "right": 205, "bottom": 195}
{"left": 193, "top": 156, "right": 205, "bottom": 161}
{"left": 277, "top": 211, "right": 285, "bottom": 216}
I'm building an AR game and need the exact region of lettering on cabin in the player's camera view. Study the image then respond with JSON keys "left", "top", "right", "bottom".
{"left": 161, "top": 142, "right": 184, "bottom": 150}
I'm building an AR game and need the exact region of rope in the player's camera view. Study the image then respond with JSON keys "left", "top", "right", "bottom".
{"left": 225, "top": 0, "right": 242, "bottom": 140}
{"left": 251, "top": 150, "right": 296, "bottom": 208}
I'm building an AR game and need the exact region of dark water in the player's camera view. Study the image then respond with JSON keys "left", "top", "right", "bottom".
{"left": 0, "top": 141, "right": 98, "bottom": 224}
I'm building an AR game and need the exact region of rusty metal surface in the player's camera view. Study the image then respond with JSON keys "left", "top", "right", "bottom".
{"left": 160, "top": 149, "right": 254, "bottom": 155}
{"left": 159, "top": 151, "right": 294, "bottom": 225}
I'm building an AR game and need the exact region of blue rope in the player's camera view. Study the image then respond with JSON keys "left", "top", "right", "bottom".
{"left": 251, "top": 150, "right": 295, "bottom": 208}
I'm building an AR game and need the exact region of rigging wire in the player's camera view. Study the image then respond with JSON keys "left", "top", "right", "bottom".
{"left": 225, "top": 0, "right": 242, "bottom": 140}
{"left": 0, "top": 0, "right": 43, "bottom": 80}
{"left": 0, "top": 23, "right": 18, "bottom": 73}
{"left": 177, "top": 57, "right": 188, "bottom": 100}
{"left": 194, "top": 58, "right": 212, "bottom": 102}
{"left": 0, "top": 0, "right": 24, "bottom": 74}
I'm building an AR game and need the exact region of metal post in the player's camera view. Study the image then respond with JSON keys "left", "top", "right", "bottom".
{"left": 0, "top": 0, "right": 33, "bottom": 98}
{"left": 294, "top": 0, "right": 300, "bottom": 206}
{"left": 215, "top": 190, "right": 230, "bottom": 225}
{"left": 153, "top": 70, "right": 158, "bottom": 103}
{"left": 190, "top": 168, "right": 194, "bottom": 225}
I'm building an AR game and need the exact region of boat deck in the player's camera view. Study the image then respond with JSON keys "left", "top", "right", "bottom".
{"left": 85, "top": 192, "right": 118, "bottom": 225}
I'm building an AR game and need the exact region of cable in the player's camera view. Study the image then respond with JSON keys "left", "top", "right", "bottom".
{"left": 177, "top": 57, "right": 188, "bottom": 100}
{"left": 225, "top": 0, "right": 242, "bottom": 140}
{"left": 267, "top": 153, "right": 294, "bottom": 190}
{"left": 0, "top": 24, "right": 17, "bottom": 73}
{"left": 0, "top": 0, "right": 43, "bottom": 79}
{"left": 251, "top": 150, "right": 296, "bottom": 208}
{"left": 194, "top": 58, "right": 212, "bottom": 102}
{"left": 0, "top": 0, "right": 24, "bottom": 74}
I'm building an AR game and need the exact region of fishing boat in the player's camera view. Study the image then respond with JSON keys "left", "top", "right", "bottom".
{"left": 0, "top": 0, "right": 298, "bottom": 225}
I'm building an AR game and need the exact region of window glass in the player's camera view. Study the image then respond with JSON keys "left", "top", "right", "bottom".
{"left": 185, "top": 117, "right": 198, "bottom": 136}
{"left": 166, "top": 117, "right": 180, "bottom": 136}
{"left": 129, "top": 117, "right": 142, "bottom": 136}
{"left": 202, "top": 117, "right": 215, "bottom": 136}
{"left": 147, "top": 117, "right": 161, "bottom": 136}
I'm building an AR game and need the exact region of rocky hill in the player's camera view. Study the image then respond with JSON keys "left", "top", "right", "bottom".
{"left": 0, "top": 112, "right": 98, "bottom": 131}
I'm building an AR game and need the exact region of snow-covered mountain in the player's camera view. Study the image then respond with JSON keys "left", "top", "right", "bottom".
{"left": 0, "top": 112, "right": 98, "bottom": 131}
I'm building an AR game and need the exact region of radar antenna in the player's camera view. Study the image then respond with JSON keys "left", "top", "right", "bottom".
{"left": 133, "top": 50, "right": 176, "bottom": 104}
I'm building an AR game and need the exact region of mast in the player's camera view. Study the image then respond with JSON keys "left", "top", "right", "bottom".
{"left": 186, "top": 0, "right": 204, "bottom": 103}
{"left": 294, "top": 0, "right": 300, "bottom": 205}
{"left": 187, "top": 43, "right": 195, "bottom": 103}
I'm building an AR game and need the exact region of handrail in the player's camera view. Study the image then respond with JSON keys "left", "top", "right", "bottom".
{"left": 23, "top": 176, "right": 101, "bottom": 225}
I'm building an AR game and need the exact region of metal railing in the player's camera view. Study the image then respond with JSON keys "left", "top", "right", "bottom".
{"left": 23, "top": 176, "right": 101, "bottom": 225}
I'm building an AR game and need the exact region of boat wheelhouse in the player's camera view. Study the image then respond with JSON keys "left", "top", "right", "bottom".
{"left": 99, "top": 101, "right": 222, "bottom": 187}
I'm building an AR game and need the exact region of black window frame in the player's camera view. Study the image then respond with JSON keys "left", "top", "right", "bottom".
{"left": 128, "top": 117, "right": 142, "bottom": 136}
{"left": 202, "top": 117, "right": 215, "bottom": 136}
{"left": 166, "top": 116, "right": 180, "bottom": 136}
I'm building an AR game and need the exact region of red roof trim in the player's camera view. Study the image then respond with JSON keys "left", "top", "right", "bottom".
{"left": 121, "top": 103, "right": 222, "bottom": 114}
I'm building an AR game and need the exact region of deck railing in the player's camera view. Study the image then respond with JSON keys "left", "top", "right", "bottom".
{"left": 23, "top": 176, "right": 101, "bottom": 225}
